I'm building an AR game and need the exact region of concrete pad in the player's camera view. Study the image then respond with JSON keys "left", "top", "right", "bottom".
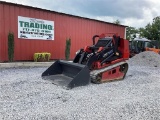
{"left": 0, "top": 62, "right": 54, "bottom": 68}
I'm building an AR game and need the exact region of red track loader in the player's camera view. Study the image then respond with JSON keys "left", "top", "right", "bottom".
{"left": 42, "top": 33, "right": 129, "bottom": 89}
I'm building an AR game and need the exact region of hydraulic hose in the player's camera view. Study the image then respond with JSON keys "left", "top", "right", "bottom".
{"left": 92, "top": 35, "right": 99, "bottom": 45}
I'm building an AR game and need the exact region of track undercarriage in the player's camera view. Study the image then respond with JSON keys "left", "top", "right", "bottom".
{"left": 90, "top": 61, "right": 128, "bottom": 83}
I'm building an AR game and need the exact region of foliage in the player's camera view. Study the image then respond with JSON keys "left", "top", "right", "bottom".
{"left": 8, "top": 32, "right": 14, "bottom": 62}
{"left": 113, "top": 19, "right": 121, "bottom": 25}
{"left": 139, "top": 16, "right": 160, "bottom": 40}
{"left": 34, "top": 52, "right": 51, "bottom": 62}
{"left": 137, "top": 16, "right": 160, "bottom": 48}
{"left": 65, "top": 38, "right": 71, "bottom": 60}
{"left": 126, "top": 27, "right": 138, "bottom": 40}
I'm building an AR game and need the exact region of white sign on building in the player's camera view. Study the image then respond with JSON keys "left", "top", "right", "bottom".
{"left": 18, "top": 16, "right": 54, "bottom": 40}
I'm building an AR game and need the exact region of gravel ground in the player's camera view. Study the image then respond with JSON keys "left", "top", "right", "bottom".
{"left": 1, "top": 51, "right": 160, "bottom": 120}
{"left": 129, "top": 51, "right": 160, "bottom": 67}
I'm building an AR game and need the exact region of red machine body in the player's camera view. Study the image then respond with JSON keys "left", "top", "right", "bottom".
{"left": 75, "top": 33, "right": 129, "bottom": 83}
{"left": 91, "top": 37, "right": 129, "bottom": 70}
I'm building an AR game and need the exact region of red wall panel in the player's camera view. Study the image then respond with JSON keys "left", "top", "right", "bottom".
{"left": 0, "top": 3, "right": 3, "bottom": 61}
{"left": 0, "top": 2, "right": 126, "bottom": 61}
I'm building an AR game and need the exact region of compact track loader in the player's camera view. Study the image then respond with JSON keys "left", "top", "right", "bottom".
{"left": 42, "top": 33, "right": 129, "bottom": 89}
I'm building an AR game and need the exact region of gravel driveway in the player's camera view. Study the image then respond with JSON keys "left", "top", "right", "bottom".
{"left": 0, "top": 51, "right": 160, "bottom": 120}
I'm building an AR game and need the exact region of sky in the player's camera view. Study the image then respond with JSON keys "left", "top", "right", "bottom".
{"left": 1, "top": 0, "right": 160, "bottom": 28}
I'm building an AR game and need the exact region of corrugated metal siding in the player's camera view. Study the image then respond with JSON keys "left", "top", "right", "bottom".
{"left": 0, "top": 2, "right": 126, "bottom": 61}
{"left": 0, "top": 3, "right": 3, "bottom": 61}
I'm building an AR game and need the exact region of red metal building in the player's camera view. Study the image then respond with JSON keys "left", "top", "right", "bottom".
{"left": 0, "top": 1, "right": 127, "bottom": 62}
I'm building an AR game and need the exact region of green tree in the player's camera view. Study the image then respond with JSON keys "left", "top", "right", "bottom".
{"left": 113, "top": 19, "right": 121, "bottom": 25}
{"left": 139, "top": 16, "right": 160, "bottom": 40}
{"left": 138, "top": 27, "right": 146, "bottom": 38}
{"left": 65, "top": 38, "right": 71, "bottom": 60}
{"left": 126, "top": 26, "right": 138, "bottom": 40}
{"left": 8, "top": 32, "right": 14, "bottom": 62}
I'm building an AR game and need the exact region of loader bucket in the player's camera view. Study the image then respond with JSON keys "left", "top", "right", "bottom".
{"left": 42, "top": 60, "right": 90, "bottom": 89}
